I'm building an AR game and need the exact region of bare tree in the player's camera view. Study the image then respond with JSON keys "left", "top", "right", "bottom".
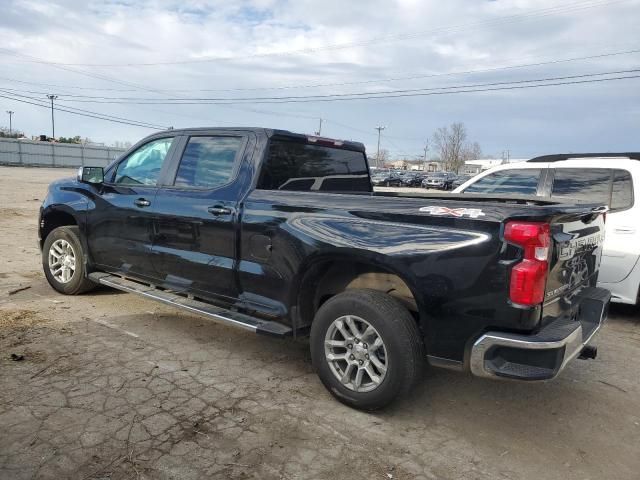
{"left": 377, "top": 148, "right": 390, "bottom": 166}
{"left": 463, "top": 141, "right": 482, "bottom": 162}
{"left": 0, "top": 126, "right": 24, "bottom": 138}
{"left": 432, "top": 123, "right": 482, "bottom": 173}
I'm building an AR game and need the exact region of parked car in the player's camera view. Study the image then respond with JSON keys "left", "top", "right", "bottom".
{"left": 422, "top": 172, "right": 457, "bottom": 190}
{"left": 454, "top": 152, "right": 640, "bottom": 305}
{"left": 401, "top": 173, "right": 426, "bottom": 187}
{"left": 39, "top": 129, "right": 610, "bottom": 410}
{"left": 372, "top": 174, "right": 403, "bottom": 187}
{"left": 451, "top": 174, "right": 473, "bottom": 189}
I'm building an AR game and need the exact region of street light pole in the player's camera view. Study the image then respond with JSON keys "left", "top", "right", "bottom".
{"left": 375, "top": 126, "right": 386, "bottom": 168}
{"left": 46, "top": 94, "right": 58, "bottom": 139}
{"left": 6, "top": 111, "right": 13, "bottom": 136}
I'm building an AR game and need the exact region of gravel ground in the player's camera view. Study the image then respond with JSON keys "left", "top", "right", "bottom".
{"left": 0, "top": 166, "right": 639, "bottom": 480}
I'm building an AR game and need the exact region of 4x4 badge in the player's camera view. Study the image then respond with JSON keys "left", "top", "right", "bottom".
{"left": 419, "top": 206, "right": 486, "bottom": 218}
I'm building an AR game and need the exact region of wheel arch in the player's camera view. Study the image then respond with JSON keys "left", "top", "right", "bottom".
{"left": 40, "top": 206, "right": 82, "bottom": 250}
{"left": 293, "top": 255, "right": 424, "bottom": 331}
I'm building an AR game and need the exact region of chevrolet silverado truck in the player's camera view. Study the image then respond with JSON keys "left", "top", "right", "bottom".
{"left": 39, "top": 128, "right": 611, "bottom": 410}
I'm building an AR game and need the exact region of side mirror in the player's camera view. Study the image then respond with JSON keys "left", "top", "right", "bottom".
{"left": 77, "top": 166, "right": 104, "bottom": 184}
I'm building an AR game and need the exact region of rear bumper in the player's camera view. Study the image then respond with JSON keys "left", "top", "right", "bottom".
{"left": 470, "top": 287, "right": 611, "bottom": 381}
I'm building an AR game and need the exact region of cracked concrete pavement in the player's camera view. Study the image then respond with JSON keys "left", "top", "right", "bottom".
{"left": 0, "top": 166, "right": 639, "bottom": 480}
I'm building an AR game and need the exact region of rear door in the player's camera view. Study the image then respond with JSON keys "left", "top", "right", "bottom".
{"left": 151, "top": 133, "right": 252, "bottom": 303}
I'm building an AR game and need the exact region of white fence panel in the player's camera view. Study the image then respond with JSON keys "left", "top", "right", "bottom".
{"left": 0, "top": 138, "right": 125, "bottom": 168}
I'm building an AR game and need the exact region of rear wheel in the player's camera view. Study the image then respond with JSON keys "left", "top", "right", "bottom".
{"left": 42, "top": 226, "right": 96, "bottom": 295}
{"left": 310, "top": 289, "right": 424, "bottom": 410}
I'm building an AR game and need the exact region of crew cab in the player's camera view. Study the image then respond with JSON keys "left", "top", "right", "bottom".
{"left": 39, "top": 128, "right": 610, "bottom": 410}
{"left": 454, "top": 153, "right": 640, "bottom": 306}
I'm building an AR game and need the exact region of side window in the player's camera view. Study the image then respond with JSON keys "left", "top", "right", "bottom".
{"left": 174, "top": 136, "right": 243, "bottom": 189}
{"left": 611, "top": 169, "right": 634, "bottom": 211}
{"left": 463, "top": 169, "right": 541, "bottom": 195}
{"left": 114, "top": 137, "right": 173, "bottom": 186}
{"left": 551, "top": 169, "right": 611, "bottom": 204}
{"left": 258, "top": 139, "right": 371, "bottom": 192}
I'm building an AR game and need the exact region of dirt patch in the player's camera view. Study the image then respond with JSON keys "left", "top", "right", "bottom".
{"left": 0, "top": 309, "right": 47, "bottom": 339}
{"left": 0, "top": 207, "right": 30, "bottom": 220}
{"left": 2, "top": 348, "right": 47, "bottom": 364}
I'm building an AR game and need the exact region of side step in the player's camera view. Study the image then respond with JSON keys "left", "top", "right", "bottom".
{"left": 88, "top": 272, "right": 292, "bottom": 338}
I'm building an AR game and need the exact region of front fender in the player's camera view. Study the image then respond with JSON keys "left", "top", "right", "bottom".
{"left": 39, "top": 180, "right": 92, "bottom": 249}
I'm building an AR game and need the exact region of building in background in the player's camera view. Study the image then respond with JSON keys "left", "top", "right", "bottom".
{"left": 461, "top": 158, "right": 528, "bottom": 175}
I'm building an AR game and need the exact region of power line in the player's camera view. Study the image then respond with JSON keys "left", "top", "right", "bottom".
{"left": 2, "top": 47, "right": 637, "bottom": 95}
{"left": 0, "top": 89, "right": 168, "bottom": 128}
{"left": 58, "top": 72, "right": 636, "bottom": 106}
{"left": 0, "top": 92, "right": 168, "bottom": 130}
{"left": 0, "top": 0, "right": 629, "bottom": 67}
{"left": 33, "top": 68, "right": 640, "bottom": 104}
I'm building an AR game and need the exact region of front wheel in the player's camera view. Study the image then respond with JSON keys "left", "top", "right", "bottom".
{"left": 310, "top": 289, "right": 424, "bottom": 410}
{"left": 42, "top": 226, "right": 96, "bottom": 295}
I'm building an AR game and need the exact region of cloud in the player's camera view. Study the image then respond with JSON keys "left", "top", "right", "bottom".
{"left": 0, "top": 0, "right": 638, "bottom": 157}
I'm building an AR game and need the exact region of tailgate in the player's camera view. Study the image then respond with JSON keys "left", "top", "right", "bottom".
{"left": 545, "top": 211, "right": 606, "bottom": 303}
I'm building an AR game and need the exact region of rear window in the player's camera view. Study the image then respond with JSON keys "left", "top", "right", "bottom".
{"left": 463, "top": 169, "right": 541, "bottom": 195}
{"left": 258, "top": 139, "right": 371, "bottom": 192}
{"left": 551, "top": 169, "right": 611, "bottom": 204}
{"left": 611, "top": 169, "right": 634, "bottom": 211}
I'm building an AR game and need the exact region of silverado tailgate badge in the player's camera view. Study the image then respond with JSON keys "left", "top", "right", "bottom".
{"left": 419, "top": 206, "right": 485, "bottom": 218}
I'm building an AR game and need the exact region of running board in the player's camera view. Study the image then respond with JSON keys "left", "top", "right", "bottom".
{"left": 88, "top": 272, "right": 292, "bottom": 338}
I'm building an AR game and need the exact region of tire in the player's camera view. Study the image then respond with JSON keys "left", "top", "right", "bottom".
{"left": 310, "top": 289, "right": 424, "bottom": 410}
{"left": 42, "top": 226, "right": 96, "bottom": 295}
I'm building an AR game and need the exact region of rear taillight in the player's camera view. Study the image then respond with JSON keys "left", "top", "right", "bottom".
{"left": 504, "top": 221, "right": 551, "bottom": 306}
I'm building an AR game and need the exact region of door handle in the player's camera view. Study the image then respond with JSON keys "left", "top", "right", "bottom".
{"left": 208, "top": 206, "right": 232, "bottom": 216}
{"left": 134, "top": 198, "right": 151, "bottom": 208}
{"left": 614, "top": 227, "right": 636, "bottom": 234}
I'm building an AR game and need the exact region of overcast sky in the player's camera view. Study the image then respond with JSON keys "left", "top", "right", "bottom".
{"left": 0, "top": 0, "right": 638, "bottom": 159}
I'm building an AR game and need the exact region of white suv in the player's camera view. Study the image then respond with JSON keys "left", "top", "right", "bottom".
{"left": 454, "top": 153, "right": 640, "bottom": 305}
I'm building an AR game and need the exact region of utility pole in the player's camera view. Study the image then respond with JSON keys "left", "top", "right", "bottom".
{"left": 46, "top": 94, "right": 58, "bottom": 139}
{"left": 375, "top": 126, "right": 386, "bottom": 168}
{"left": 6, "top": 111, "right": 13, "bottom": 136}
{"left": 423, "top": 140, "right": 429, "bottom": 171}
{"left": 315, "top": 118, "right": 323, "bottom": 136}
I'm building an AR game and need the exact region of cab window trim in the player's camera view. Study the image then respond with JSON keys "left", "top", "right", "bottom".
{"left": 160, "top": 134, "right": 248, "bottom": 192}
{"left": 104, "top": 135, "right": 178, "bottom": 187}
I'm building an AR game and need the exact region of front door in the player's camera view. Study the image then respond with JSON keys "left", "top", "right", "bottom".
{"left": 87, "top": 136, "right": 176, "bottom": 280}
{"left": 152, "top": 134, "right": 249, "bottom": 303}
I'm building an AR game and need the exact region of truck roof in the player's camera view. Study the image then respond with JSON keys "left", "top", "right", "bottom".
{"left": 155, "top": 127, "right": 366, "bottom": 152}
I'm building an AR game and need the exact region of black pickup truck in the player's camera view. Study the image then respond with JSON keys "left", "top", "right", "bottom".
{"left": 39, "top": 127, "right": 610, "bottom": 409}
